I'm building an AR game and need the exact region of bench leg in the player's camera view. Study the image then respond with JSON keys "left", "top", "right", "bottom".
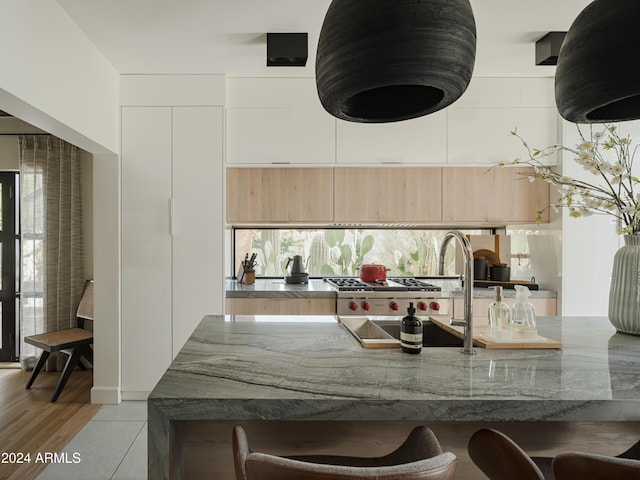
{"left": 26, "top": 350, "right": 50, "bottom": 390}
{"left": 50, "top": 348, "right": 84, "bottom": 402}
{"left": 83, "top": 347, "right": 94, "bottom": 366}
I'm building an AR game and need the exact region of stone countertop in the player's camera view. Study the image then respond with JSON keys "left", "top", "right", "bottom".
{"left": 150, "top": 315, "right": 638, "bottom": 422}
{"left": 148, "top": 315, "right": 639, "bottom": 478}
{"left": 226, "top": 278, "right": 557, "bottom": 299}
{"left": 226, "top": 278, "right": 337, "bottom": 298}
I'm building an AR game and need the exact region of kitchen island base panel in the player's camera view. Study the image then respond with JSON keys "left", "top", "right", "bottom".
{"left": 164, "top": 420, "right": 640, "bottom": 480}
{"left": 225, "top": 297, "right": 336, "bottom": 315}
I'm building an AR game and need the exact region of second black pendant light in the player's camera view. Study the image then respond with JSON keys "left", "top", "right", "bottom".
{"left": 315, "top": 0, "right": 477, "bottom": 123}
{"left": 556, "top": 0, "right": 640, "bottom": 123}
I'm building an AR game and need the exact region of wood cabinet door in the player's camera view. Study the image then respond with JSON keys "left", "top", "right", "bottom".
{"left": 334, "top": 168, "right": 442, "bottom": 223}
{"left": 227, "top": 168, "right": 334, "bottom": 223}
{"left": 442, "top": 167, "right": 550, "bottom": 224}
{"left": 226, "top": 298, "right": 336, "bottom": 315}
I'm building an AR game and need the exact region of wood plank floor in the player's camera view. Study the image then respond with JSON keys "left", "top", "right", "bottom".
{"left": 0, "top": 368, "right": 100, "bottom": 480}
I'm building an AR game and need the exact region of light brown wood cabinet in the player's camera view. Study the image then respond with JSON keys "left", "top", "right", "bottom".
{"left": 227, "top": 168, "right": 334, "bottom": 223}
{"left": 227, "top": 166, "right": 549, "bottom": 225}
{"left": 334, "top": 168, "right": 442, "bottom": 223}
{"left": 225, "top": 297, "right": 336, "bottom": 315}
{"left": 442, "top": 167, "right": 550, "bottom": 224}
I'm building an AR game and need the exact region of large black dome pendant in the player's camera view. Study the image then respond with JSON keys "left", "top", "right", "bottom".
{"left": 315, "top": 0, "right": 477, "bottom": 123}
{"left": 555, "top": 0, "right": 640, "bottom": 123}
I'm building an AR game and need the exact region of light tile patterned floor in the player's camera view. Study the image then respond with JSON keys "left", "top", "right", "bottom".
{"left": 36, "top": 401, "right": 147, "bottom": 480}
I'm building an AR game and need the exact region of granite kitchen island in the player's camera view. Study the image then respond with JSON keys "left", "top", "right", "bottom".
{"left": 149, "top": 315, "right": 640, "bottom": 479}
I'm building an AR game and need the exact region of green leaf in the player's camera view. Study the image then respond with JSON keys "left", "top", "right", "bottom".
{"left": 320, "top": 264, "right": 336, "bottom": 276}
{"left": 324, "top": 230, "right": 339, "bottom": 247}
{"left": 360, "top": 235, "right": 374, "bottom": 256}
{"left": 418, "top": 241, "right": 427, "bottom": 265}
{"left": 340, "top": 244, "right": 352, "bottom": 267}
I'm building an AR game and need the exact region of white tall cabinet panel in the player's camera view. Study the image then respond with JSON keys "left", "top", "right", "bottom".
{"left": 172, "top": 106, "right": 224, "bottom": 354}
{"left": 121, "top": 105, "right": 225, "bottom": 397}
{"left": 121, "top": 107, "right": 173, "bottom": 395}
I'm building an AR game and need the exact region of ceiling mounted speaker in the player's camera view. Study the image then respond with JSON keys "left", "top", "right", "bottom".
{"left": 535, "top": 32, "right": 566, "bottom": 66}
{"left": 555, "top": 0, "right": 640, "bottom": 123}
{"left": 315, "top": 0, "right": 476, "bottom": 123}
{"left": 267, "top": 33, "right": 308, "bottom": 67}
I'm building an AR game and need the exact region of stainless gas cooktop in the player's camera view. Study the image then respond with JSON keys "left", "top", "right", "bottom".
{"left": 323, "top": 277, "right": 441, "bottom": 292}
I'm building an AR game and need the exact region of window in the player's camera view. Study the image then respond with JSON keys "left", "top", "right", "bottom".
{"left": 232, "top": 228, "right": 492, "bottom": 278}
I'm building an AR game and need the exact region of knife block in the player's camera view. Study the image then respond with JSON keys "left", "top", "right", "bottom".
{"left": 237, "top": 265, "right": 255, "bottom": 285}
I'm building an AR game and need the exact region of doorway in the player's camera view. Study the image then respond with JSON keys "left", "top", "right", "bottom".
{"left": 0, "top": 172, "right": 18, "bottom": 362}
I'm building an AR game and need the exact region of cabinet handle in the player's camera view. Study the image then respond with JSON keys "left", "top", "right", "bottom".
{"left": 169, "top": 198, "right": 175, "bottom": 236}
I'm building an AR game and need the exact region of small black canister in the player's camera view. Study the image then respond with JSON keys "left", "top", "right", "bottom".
{"left": 401, "top": 302, "right": 423, "bottom": 354}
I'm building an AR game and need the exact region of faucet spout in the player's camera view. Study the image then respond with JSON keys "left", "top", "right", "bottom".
{"left": 439, "top": 230, "right": 475, "bottom": 355}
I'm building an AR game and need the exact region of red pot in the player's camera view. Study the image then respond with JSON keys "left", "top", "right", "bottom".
{"left": 359, "top": 264, "right": 390, "bottom": 283}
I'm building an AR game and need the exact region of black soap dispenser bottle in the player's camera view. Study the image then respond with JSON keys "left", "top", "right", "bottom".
{"left": 401, "top": 302, "right": 423, "bottom": 354}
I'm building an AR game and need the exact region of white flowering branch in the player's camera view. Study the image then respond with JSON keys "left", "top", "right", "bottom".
{"left": 497, "top": 124, "right": 640, "bottom": 234}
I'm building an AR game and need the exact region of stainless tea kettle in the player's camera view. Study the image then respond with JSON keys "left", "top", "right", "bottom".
{"left": 285, "top": 255, "right": 309, "bottom": 284}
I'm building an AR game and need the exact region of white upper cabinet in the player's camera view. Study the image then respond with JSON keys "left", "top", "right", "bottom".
{"left": 448, "top": 107, "right": 558, "bottom": 165}
{"left": 447, "top": 78, "right": 559, "bottom": 165}
{"left": 336, "top": 110, "right": 447, "bottom": 164}
{"left": 226, "top": 107, "right": 335, "bottom": 164}
{"left": 226, "top": 77, "right": 336, "bottom": 165}
{"left": 224, "top": 77, "right": 558, "bottom": 167}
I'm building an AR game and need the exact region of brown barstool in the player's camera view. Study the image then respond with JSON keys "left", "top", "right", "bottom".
{"left": 553, "top": 451, "right": 640, "bottom": 479}
{"left": 232, "top": 425, "right": 457, "bottom": 480}
{"left": 467, "top": 428, "right": 550, "bottom": 480}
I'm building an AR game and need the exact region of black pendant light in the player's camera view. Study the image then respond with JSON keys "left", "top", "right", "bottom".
{"left": 555, "top": 0, "right": 640, "bottom": 123}
{"left": 315, "top": 0, "right": 476, "bottom": 123}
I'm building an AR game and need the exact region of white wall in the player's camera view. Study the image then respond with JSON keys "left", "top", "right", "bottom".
{"left": 91, "top": 153, "right": 121, "bottom": 404}
{"left": 559, "top": 121, "right": 630, "bottom": 316}
{"left": 0, "top": 1, "right": 119, "bottom": 154}
{"left": 80, "top": 150, "right": 94, "bottom": 280}
{"left": 0, "top": 1, "right": 122, "bottom": 403}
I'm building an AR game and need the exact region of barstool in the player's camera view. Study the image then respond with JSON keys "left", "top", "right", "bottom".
{"left": 469, "top": 428, "right": 640, "bottom": 480}
{"left": 232, "top": 425, "right": 457, "bottom": 480}
{"left": 467, "top": 428, "right": 550, "bottom": 480}
{"left": 553, "top": 451, "right": 640, "bottom": 479}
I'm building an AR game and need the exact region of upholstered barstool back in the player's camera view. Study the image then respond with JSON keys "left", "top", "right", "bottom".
{"left": 232, "top": 424, "right": 457, "bottom": 480}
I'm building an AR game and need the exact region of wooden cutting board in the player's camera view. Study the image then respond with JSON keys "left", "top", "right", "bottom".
{"left": 473, "top": 279, "right": 539, "bottom": 290}
{"left": 430, "top": 316, "right": 562, "bottom": 349}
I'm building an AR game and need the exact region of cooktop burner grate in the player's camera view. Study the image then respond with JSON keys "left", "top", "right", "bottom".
{"left": 324, "top": 277, "right": 441, "bottom": 292}
{"left": 323, "top": 278, "right": 373, "bottom": 291}
{"left": 387, "top": 278, "right": 442, "bottom": 291}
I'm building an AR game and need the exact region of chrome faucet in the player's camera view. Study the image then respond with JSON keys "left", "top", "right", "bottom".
{"left": 438, "top": 230, "right": 475, "bottom": 355}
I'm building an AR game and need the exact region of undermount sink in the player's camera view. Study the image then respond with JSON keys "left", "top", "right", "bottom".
{"left": 338, "top": 316, "right": 463, "bottom": 348}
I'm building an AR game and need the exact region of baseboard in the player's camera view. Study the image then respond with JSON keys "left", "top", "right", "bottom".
{"left": 122, "top": 390, "right": 150, "bottom": 401}
{"left": 91, "top": 386, "right": 121, "bottom": 404}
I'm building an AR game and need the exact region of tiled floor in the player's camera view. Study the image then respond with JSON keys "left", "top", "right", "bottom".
{"left": 36, "top": 401, "right": 147, "bottom": 480}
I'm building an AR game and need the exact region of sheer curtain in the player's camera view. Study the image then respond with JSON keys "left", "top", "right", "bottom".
{"left": 19, "top": 135, "right": 84, "bottom": 371}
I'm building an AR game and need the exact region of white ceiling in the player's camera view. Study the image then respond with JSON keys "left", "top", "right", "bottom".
{"left": 56, "top": 0, "right": 593, "bottom": 78}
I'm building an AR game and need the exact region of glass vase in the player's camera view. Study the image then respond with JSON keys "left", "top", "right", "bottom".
{"left": 608, "top": 235, "right": 640, "bottom": 335}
